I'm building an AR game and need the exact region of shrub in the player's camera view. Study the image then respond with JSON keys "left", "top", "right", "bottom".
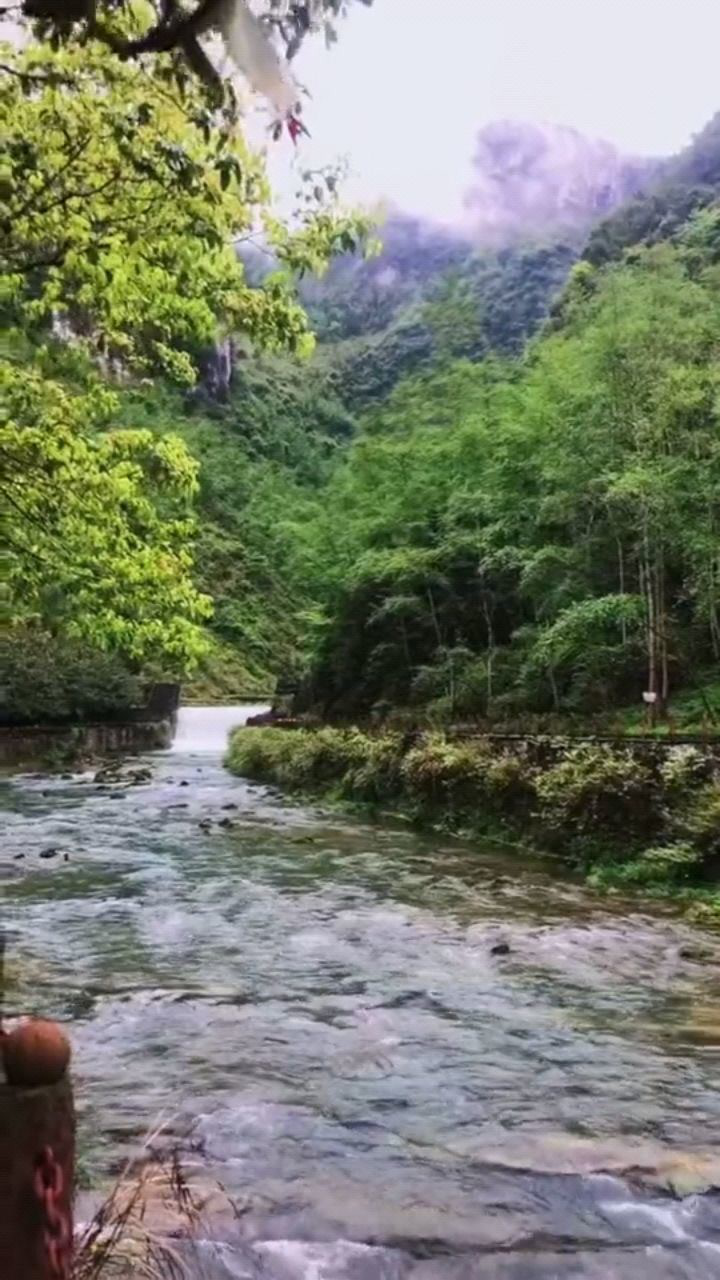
{"left": 401, "top": 735, "right": 489, "bottom": 804}
{"left": 0, "top": 628, "right": 141, "bottom": 724}
{"left": 227, "top": 728, "right": 717, "bottom": 893}
{"left": 589, "top": 841, "right": 702, "bottom": 889}
{"left": 535, "top": 745, "right": 656, "bottom": 839}
{"left": 659, "top": 745, "right": 710, "bottom": 791}
{"left": 483, "top": 752, "right": 536, "bottom": 802}
{"left": 678, "top": 781, "right": 720, "bottom": 854}
{"left": 225, "top": 726, "right": 292, "bottom": 781}
{"left": 342, "top": 731, "right": 405, "bottom": 801}
{"left": 226, "top": 726, "right": 402, "bottom": 799}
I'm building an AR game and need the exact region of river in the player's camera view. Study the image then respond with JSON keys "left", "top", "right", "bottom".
{"left": 3, "top": 705, "right": 720, "bottom": 1278}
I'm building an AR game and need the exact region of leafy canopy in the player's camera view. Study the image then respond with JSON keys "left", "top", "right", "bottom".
{"left": 1, "top": 16, "right": 371, "bottom": 675}
{"left": 295, "top": 234, "right": 720, "bottom": 722}
{"left": 1, "top": 33, "right": 368, "bottom": 383}
{"left": 2, "top": 352, "right": 213, "bottom": 668}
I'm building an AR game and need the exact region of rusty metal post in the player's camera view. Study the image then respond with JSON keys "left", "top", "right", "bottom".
{"left": 0, "top": 932, "right": 75, "bottom": 1279}
{"left": 0, "top": 1075, "right": 75, "bottom": 1278}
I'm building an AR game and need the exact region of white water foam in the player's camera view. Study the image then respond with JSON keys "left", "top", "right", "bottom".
{"left": 171, "top": 705, "right": 270, "bottom": 754}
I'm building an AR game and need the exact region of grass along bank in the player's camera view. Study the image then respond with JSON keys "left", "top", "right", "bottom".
{"left": 226, "top": 727, "right": 720, "bottom": 915}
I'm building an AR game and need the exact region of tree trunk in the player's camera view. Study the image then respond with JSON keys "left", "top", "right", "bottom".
{"left": 657, "top": 553, "right": 669, "bottom": 710}
{"left": 710, "top": 553, "right": 720, "bottom": 660}
{"left": 426, "top": 587, "right": 443, "bottom": 649}
{"left": 548, "top": 665, "right": 560, "bottom": 713}
{"left": 482, "top": 596, "right": 495, "bottom": 715}
{"left": 617, "top": 539, "right": 627, "bottom": 647}
{"left": 640, "top": 542, "right": 657, "bottom": 727}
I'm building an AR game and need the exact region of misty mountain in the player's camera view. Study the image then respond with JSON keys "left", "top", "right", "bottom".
{"left": 290, "top": 120, "right": 666, "bottom": 408}
{"left": 584, "top": 111, "right": 720, "bottom": 265}
{"left": 463, "top": 120, "right": 659, "bottom": 243}
{"left": 231, "top": 113, "right": 720, "bottom": 414}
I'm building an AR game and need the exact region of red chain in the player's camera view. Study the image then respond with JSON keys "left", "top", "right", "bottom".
{"left": 34, "top": 1145, "right": 72, "bottom": 1279}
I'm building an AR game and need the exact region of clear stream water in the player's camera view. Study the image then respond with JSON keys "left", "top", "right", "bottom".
{"left": 3, "top": 706, "right": 720, "bottom": 1278}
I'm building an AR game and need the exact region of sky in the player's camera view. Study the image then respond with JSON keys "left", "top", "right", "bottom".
{"left": 265, "top": 0, "right": 720, "bottom": 223}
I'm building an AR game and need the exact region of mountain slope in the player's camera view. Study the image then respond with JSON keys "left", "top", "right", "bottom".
{"left": 463, "top": 120, "right": 658, "bottom": 243}
{"left": 185, "top": 110, "right": 720, "bottom": 699}
{"left": 584, "top": 111, "right": 720, "bottom": 265}
{"left": 298, "top": 122, "right": 660, "bottom": 410}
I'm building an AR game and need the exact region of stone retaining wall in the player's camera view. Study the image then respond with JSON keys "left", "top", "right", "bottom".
{"left": 0, "top": 718, "right": 174, "bottom": 768}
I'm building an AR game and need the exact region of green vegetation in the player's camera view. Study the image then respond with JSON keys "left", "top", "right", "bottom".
{"left": 584, "top": 111, "right": 720, "bottom": 267}
{"left": 0, "top": 628, "right": 141, "bottom": 724}
{"left": 3, "top": 347, "right": 212, "bottom": 669}
{"left": 5, "top": 5, "right": 720, "bottom": 772}
{"left": 227, "top": 727, "right": 720, "bottom": 906}
{"left": 305, "top": 224, "right": 577, "bottom": 408}
{"left": 1, "top": 20, "right": 367, "bottom": 692}
{"left": 297, "top": 232, "right": 720, "bottom": 726}
{"left": 112, "top": 362, "right": 348, "bottom": 683}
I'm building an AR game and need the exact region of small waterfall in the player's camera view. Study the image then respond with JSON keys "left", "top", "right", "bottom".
{"left": 171, "top": 705, "right": 269, "bottom": 754}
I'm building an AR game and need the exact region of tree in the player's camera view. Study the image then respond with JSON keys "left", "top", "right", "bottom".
{"left": 295, "top": 240, "right": 720, "bottom": 724}
{"left": 1, "top": 20, "right": 369, "bottom": 676}
{"left": 1, "top": 355, "right": 213, "bottom": 669}
{"left": 1, "top": 35, "right": 367, "bottom": 383}
{"left": 14, "top": 1, "right": 373, "bottom": 115}
{"left": 19, "top": 3, "right": 371, "bottom": 58}
{"left": 522, "top": 244, "right": 720, "bottom": 715}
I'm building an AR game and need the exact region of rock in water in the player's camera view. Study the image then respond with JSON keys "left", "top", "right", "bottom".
{"left": 678, "top": 945, "right": 713, "bottom": 962}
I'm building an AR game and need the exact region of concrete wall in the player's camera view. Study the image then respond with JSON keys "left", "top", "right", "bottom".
{"left": 0, "top": 718, "right": 174, "bottom": 769}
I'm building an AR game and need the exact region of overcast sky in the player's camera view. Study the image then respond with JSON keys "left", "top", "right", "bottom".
{"left": 265, "top": 0, "right": 720, "bottom": 223}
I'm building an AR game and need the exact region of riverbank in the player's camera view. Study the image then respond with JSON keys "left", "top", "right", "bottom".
{"left": 227, "top": 726, "right": 720, "bottom": 913}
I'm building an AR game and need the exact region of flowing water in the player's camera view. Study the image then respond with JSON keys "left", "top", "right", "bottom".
{"left": 3, "top": 706, "right": 720, "bottom": 1278}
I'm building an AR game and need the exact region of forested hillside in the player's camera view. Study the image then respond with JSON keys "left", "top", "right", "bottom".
{"left": 291, "top": 119, "right": 720, "bottom": 727}
{"left": 5, "top": 4, "right": 720, "bottom": 725}
{"left": 113, "top": 360, "right": 352, "bottom": 695}
{"left": 297, "top": 226, "right": 720, "bottom": 725}
{"left": 123, "top": 116, "right": 665, "bottom": 696}
{"left": 298, "top": 121, "right": 657, "bottom": 410}
{"left": 584, "top": 111, "right": 720, "bottom": 266}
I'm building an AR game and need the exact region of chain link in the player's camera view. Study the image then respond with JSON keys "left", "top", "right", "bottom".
{"left": 34, "top": 1145, "right": 72, "bottom": 1280}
